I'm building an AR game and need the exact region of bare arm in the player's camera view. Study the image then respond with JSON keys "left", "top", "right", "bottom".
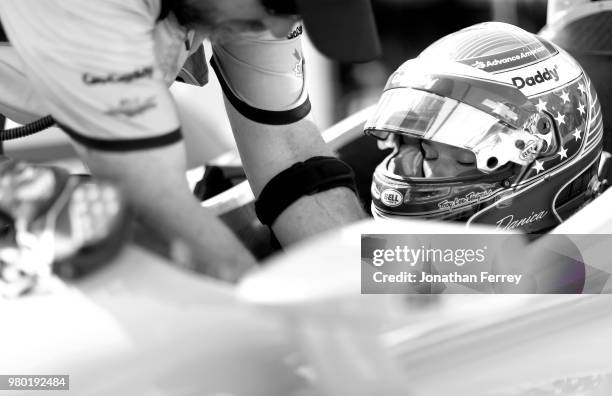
{"left": 225, "top": 102, "right": 365, "bottom": 245}
{"left": 74, "top": 141, "right": 256, "bottom": 281}
{"left": 210, "top": 26, "right": 365, "bottom": 245}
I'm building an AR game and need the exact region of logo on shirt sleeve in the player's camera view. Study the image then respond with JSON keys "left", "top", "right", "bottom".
{"left": 286, "top": 25, "right": 303, "bottom": 40}
{"left": 293, "top": 49, "right": 303, "bottom": 78}
{"left": 82, "top": 66, "right": 154, "bottom": 85}
{"left": 104, "top": 96, "right": 157, "bottom": 118}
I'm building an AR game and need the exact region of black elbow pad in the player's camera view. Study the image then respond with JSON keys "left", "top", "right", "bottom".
{"left": 255, "top": 156, "right": 357, "bottom": 226}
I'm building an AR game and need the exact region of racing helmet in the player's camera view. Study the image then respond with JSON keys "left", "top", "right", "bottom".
{"left": 366, "top": 22, "right": 608, "bottom": 233}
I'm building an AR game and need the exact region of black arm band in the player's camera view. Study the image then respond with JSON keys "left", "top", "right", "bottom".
{"left": 59, "top": 123, "right": 183, "bottom": 152}
{"left": 210, "top": 57, "right": 311, "bottom": 125}
{"left": 255, "top": 156, "right": 357, "bottom": 226}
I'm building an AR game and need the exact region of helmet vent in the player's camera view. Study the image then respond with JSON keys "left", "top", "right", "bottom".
{"left": 537, "top": 116, "right": 552, "bottom": 134}
{"left": 487, "top": 157, "right": 499, "bottom": 169}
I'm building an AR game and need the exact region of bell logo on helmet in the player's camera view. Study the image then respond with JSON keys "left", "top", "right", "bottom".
{"left": 381, "top": 189, "right": 403, "bottom": 207}
{"left": 511, "top": 66, "right": 559, "bottom": 90}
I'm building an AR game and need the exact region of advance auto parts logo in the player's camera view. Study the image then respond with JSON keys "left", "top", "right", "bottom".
{"left": 468, "top": 46, "right": 552, "bottom": 72}
{"left": 381, "top": 189, "right": 403, "bottom": 207}
{"left": 511, "top": 65, "right": 559, "bottom": 90}
{"left": 438, "top": 190, "right": 493, "bottom": 211}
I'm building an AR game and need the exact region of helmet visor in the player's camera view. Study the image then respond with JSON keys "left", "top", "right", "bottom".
{"left": 364, "top": 88, "right": 544, "bottom": 173}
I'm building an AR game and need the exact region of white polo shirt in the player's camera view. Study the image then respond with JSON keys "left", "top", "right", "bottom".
{"left": 0, "top": 0, "right": 308, "bottom": 150}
